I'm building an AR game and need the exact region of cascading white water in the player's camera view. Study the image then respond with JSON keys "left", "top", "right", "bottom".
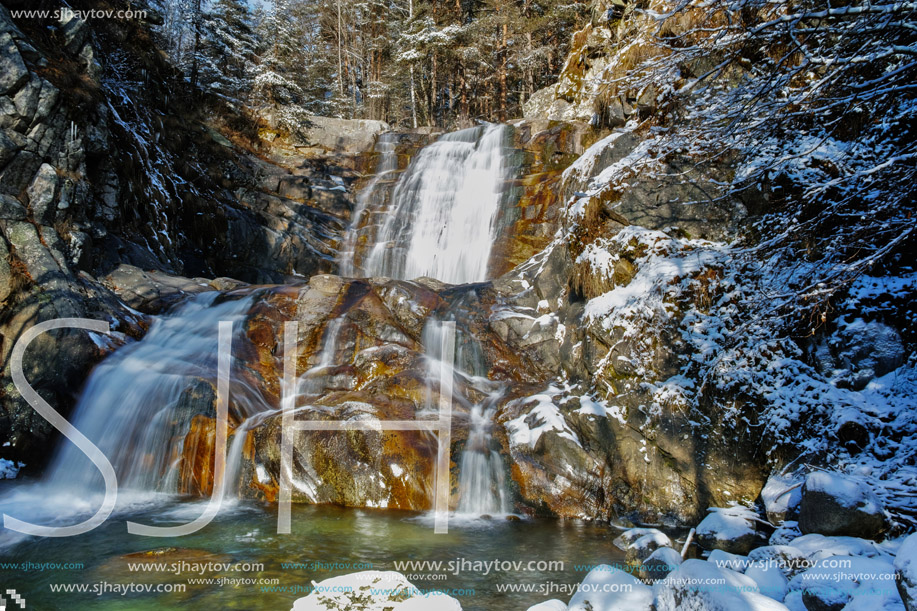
{"left": 422, "top": 319, "right": 510, "bottom": 516}
{"left": 362, "top": 124, "right": 512, "bottom": 284}
{"left": 298, "top": 315, "right": 346, "bottom": 395}
{"left": 44, "top": 292, "right": 269, "bottom": 494}
{"left": 338, "top": 133, "right": 400, "bottom": 277}
{"left": 457, "top": 404, "right": 509, "bottom": 516}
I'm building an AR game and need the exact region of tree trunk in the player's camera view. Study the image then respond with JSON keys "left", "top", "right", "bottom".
{"left": 337, "top": 0, "right": 344, "bottom": 101}
{"left": 409, "top": 0, "right": 418, "bottom": 128}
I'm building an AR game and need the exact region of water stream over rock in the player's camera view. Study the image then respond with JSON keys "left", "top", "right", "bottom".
{"left": 360, "top": 123, "right": 514, "bottom": 284}
{"left": 45, "top": 292, "right": 267, "bottom": 495}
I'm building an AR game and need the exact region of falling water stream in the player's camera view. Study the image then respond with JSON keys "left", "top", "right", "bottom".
{"left": 359, "top": 123, "right": 513, "bottom": 284}
{"left": 45, "top": 292, "right": 268, "bottom": 494}
{"left": 422, "top": 319, "right": 511, "bottom": 518}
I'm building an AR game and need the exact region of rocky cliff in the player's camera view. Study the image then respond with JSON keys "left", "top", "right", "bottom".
{"left": 0, "top": 1, "right": 365, "bottom": 469}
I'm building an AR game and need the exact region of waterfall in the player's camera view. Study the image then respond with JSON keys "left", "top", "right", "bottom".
{"left": 359, "top": 124, "right": 513, "bottom": 285}
{"left": 338, "top": 133, "right": 400, "bottom": 277}
{"left": 422, "top": 319, "right": 511, "bottom": 517}
{"left": 457, "top": 404, "right": 509, "bottom": 516}
{"left": 44, "top": 292, "right": 269, "bottom": 495}
{"left": 9, "top": 125, "right": 518, "bottom": 524}
{"left": 298, "top": 316, "right": 346, "bottom": 395}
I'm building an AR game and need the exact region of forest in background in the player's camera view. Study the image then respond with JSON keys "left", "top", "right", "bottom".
{"left": 151, "top": 0, "right": 590, "bottom": 129}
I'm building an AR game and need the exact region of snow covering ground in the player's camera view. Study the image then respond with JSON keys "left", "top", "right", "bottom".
{"left": 522, "top": 526, "right": 911, "bottom": 611}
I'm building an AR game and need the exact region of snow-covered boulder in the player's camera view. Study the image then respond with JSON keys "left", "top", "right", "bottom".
{"left": 786, "top": 555, "right": 900, "bottom": 611}
{"left": 787, "top": 533, "right": 886, "bottom": 562}
{"left": 653, "top": 559, "right": 789, "bottom": 610}
{"left": 770, "top": 521, "right": 802, "bottom": 546}
{"left": 708, "top": 549, "right": 749, "bottom": 572}
{"left": 743, "top": 546, "right": 808, "bottom": 602}
{"left": 761, "top": 473, "right": 803, "bottom": 524}
{"left": 290, "top": 571, "right": 461, "bottom": 611}
{"left": 896, "top": 533, "right": 917, "bottom": 611}
{"left": 641, "top": 547, "right": 682, "bottom": 582}
{"left": 696, "top": 505, "right": 762, "bottom": 555}
{"left": 567, "top": 565, "right": 653, "bottom": 611}
{"left": 526, "top": 600, "right": 568, "bottom": 611}
{"left": 798, "top": 471, "right": 885, "bottom": 539}
{"left": 612, "top": 527, "right": 673, "bottom": 563}
{"left": 747, "top": 545, "right": 810, "bottom": 580}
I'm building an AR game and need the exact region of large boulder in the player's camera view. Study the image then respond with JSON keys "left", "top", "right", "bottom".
{"left": 25, "top": 162, "right": 59, "bottom": 224}
{"left": 786, "top": 555, "right": 899, "bottom": 611}
{"left": 301, "top": 115, "right": 390, "bottom": 154}
{"left": 761, "top": 472, "right": 803, "bottom": 524}
{"left": 817, "top": 320, "right": 907, "bottom": 390}
{"left": 613, "top": 527, "right": 673, "bottom": 564}
{"left": 0, "top": 31, "right": 29, "bottom": 96}
{"left": 744, "top": 545, "right": 809, "bottom": 602}
{"left": 770, "top": 522, "right": 802, "bottom": 546}
{"left": 797, "top": 471, "right": 886, "bottom": 539}
{"left": 641, "top": 547, "right": 683, "bottom": 582}
{"left": 0, "top": 194, "right": 26, "bottom": 220}
{"left": 102, "top": 264, "right": 236, "bottom": 314}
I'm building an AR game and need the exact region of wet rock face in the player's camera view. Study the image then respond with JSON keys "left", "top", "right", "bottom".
{"left": 488, "top": 120, "right": 596, "bottom": 278}
{"left": 219, "top": 276, "right": 569, "bottom": 511}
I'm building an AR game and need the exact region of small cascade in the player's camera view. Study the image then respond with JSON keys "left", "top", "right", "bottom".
{"left": 422, "top": 319, "right": 511, "bottom": 517}
{"left": 298, "top": 316, "right": 346, "bottom": 396}
{"left": 44, "top": 292, "right": 270, "bottom": 495}
{"left": 359, "top": 123, "right": 514, "bottom": 284}
{"left": 457, "top": 403, "right": 509, "bottom": 516}
{"left": 338, "top": 133, "right": 400, "bottom": 277}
